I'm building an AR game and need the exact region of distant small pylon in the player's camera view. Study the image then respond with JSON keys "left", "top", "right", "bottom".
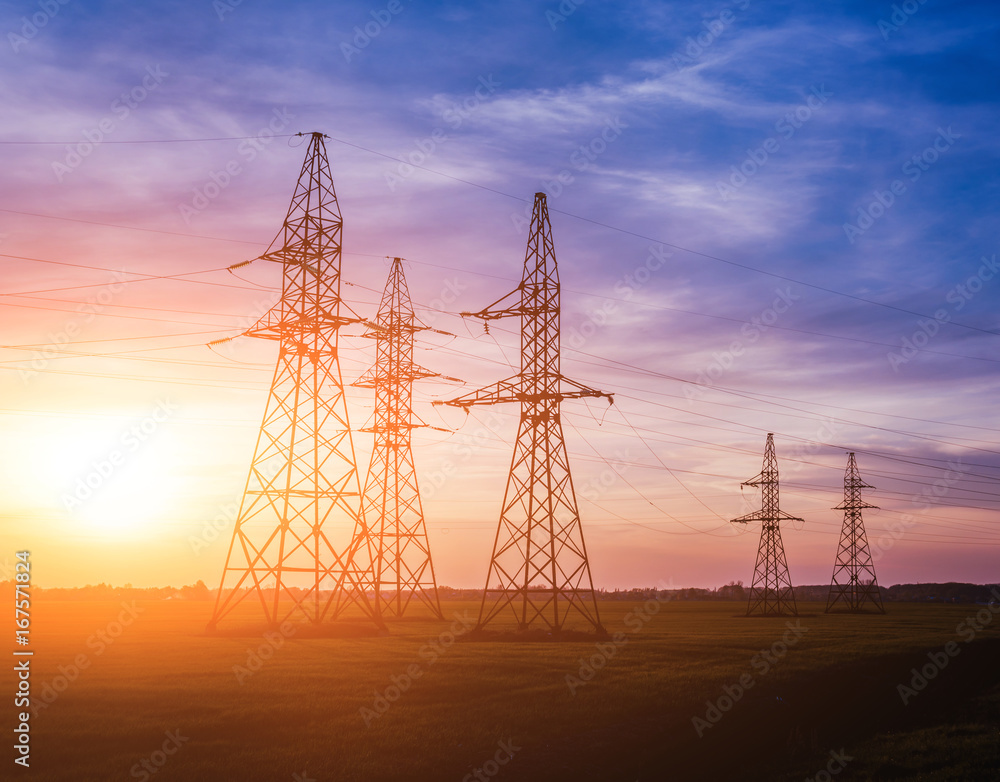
{"left": 731, "top": 433, "right": 801, "bottom": 617}
{"left": 826, "top": 452, "right": 884, "bottom": 614}
{"left": 354, "top": 258, "right": 444, "bottom": 620}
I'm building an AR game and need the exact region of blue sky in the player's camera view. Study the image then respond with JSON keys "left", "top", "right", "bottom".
{"left": 0, "top": 0, "right": 998, "bottom": 589}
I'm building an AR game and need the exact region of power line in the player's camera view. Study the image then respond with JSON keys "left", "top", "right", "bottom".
{"left": 0, "top": 135, "right": 298, "bottom": 145}
{"left": 438, "top": 312, "right": 1000, "bottom": 436}
{"left": 318, "top": 133, "right": 1000, "bottom": 338}
{"left": 433, "top": 323, "right": 1000, "bottom": 461}
{"left": 0, "top": 208, "right": 263, "bottom": 246}
{"left": 2, "top": 242, "right": 993, "bottom": 373}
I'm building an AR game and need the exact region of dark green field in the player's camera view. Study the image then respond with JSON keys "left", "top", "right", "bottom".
{"left": 17, "top": 598, "right": 1000, "bottom": 781}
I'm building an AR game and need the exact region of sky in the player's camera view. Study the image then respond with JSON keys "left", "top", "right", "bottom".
{"left": 0, "top": 0, "right": 997, "bottom": 591}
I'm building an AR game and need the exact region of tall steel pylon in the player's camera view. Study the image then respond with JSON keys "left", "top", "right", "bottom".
{"left": 208, "top": 132, "right": 379, "bottom": 630}
{"left": 354, "top": 258, "right": 443, "bottom": 620}
{"left": 826, "top": 452, "right": 884, "bottom": 614}
{"left": 440, "top": 192, "right": 612, "bottom": 635}
{"left": 732, "top": 433, "right": 802, "bottom": 617}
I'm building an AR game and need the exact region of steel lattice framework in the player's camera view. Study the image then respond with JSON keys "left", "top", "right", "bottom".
{"left": 826, "top": 452, "right": 884, "bottom": 614}
{"left": 440, "top": 193, "right": 612, "bottom": 635}
{"left": 208, "top": 132, "right": 379, "bottom": 629}
{"left": 732, "top": 433, "right": 802, "bottom": 616}
{"left": 354, "top": 258, "right": 443, "bottom": 619}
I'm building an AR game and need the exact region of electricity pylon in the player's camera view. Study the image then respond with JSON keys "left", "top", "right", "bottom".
{"left": 354, "top": 258, "right": 443, "bottom": 620}
{"left": 439, "top": 192, "right": 612, "bottom": 635}
{"left": 208, "top": 132, "right": 380, "bottom": 630}
{"left": 732, "top": 433, "right": 801, "bottom": 616}
{"left": 826, "top": 452, "right": 884, "bottom": 614}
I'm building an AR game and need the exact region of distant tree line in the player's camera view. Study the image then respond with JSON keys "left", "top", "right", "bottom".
{"left": 2, "top": 580, "right": 997, "bottom": 604}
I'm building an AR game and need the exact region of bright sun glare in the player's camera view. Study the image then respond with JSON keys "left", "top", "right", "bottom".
{"left": 29, "top": 413, "right": 180, "bottom": 536}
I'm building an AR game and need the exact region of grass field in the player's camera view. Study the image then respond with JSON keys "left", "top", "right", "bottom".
{"left": 14, "top": 596, "right": 1000, "bottom": 781}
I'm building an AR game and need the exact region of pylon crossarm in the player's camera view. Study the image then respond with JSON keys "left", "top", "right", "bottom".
{"left": 740, "top": 471, "right": 770, "bottom": 488}
{"left": 732, "top": 511, "right": 803, "bottom": 523}
{"left": 460, "top": 284, "right": 525, "bottom": 322}
{"left": 559, "top": 375, "right": 614, "bottom": 402}
{"left": 834, "top": 501, "right": 878, "bottom": 511}
{"left": 437, "top": 376, "right": 522, "bottom": 408}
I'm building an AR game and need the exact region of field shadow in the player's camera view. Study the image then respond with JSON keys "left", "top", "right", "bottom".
{"left": 458, "top": 628, "right": 611, "bottom": 643}
{"left": 200, "top": 621, "right": 389, "bottom": 639}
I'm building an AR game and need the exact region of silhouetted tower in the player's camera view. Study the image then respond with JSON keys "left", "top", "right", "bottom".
{"left": 208, "top": 132, "right": 379, "bottom": 629}
{"left": 354, "top": 258, "right": 443, "bottom": 620}
{"left": 826, "top": 452, "right": 884, "bottom": 614}
{"left": 439, "top": 193, "right": 612, "bottom": 635}
{"left": 732, "top": 433, "right": 801, "bottom": 616}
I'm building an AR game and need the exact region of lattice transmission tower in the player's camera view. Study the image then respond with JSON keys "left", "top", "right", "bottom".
{"left": 826, "top": 452, "right": 884, "bottom": 614}
{"left": 732, "top": 433, "right": 802, "bottom": 616}
{"left": 354, "top": 258, "right": 443, "bottom": 619}
{"left": 208, "top": 132, "right": 380, "bottom": 630}
{"left": 439, "top": 192, "right": 612, "bottom": 635}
